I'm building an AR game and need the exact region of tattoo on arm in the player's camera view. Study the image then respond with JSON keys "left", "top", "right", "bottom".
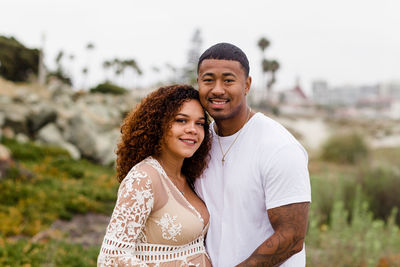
{"left": 239, "top": 202, "right": 310, "bottom": 267}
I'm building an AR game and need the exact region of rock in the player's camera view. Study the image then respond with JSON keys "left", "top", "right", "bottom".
{"left": 53, "top": 94, "right": 73, "bottom": 108}
{"left": 95, "top": 129, "right": 120, "bottom": 165}
{"left": 3, "top": 104, "right": 30, "bottom": 135}
{"left": 0, "top": 112, "right": 5, "bottom": 127}
{"left": 37, "top": 123, "right": 80, "bottom": 160}
{"left": 27, "top": 104, "right": 58, "bottom": 133}
{"left": 2, "top": 126, "right": 15, "bottom": 139}
{"left": 25, "top": 92, "right": 40, "bottom": 104}
{"left": 74, "top": 99, "right": 120, "bottom": 132}
{"left": 0, "top": 144, "right": 11, "bottom": 161}
{"left": 60, "top": 142, "right": 81, "bottom": 160}
{"left": 1, "top": 79, "right": 139, "bottom": 166}
{"left": 64, "top": 114, "right": 98, "bottom": 160}
{"left": 63, "top": 113, "right": 119, "bottom": 164}
{"left": 0, "top": 112, "right": 4, "bottom": 139}
{"left": 49, "top": 213, "right": 110, "bottom": 247}
{"left": 37, "top": 123, "right": 64, "bottom": 144}
{"left": 16, "top": 133, "right": 29, "bottom": 143}
{"left": 0, "top": 95, "right": 13, "bottom": 105}
{"left": 48, "top": 79, "right": 74, "bottom": 99}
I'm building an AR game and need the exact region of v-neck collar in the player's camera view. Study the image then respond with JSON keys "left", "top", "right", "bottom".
{"left": 146, "top": 156, "right": 208, "bottom": 229}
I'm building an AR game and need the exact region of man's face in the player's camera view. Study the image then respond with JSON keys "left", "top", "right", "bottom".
{"left": 197, "top": 59, "right": 251, "bottom": 121}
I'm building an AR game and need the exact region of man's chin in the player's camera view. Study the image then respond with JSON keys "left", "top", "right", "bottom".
{"left": 208, "top": 111, "right": 231, "bottom": 121}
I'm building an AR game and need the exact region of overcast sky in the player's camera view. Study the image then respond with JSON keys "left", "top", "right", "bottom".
{"left": 1, "top": 0, "right": 399, "bottom": 94}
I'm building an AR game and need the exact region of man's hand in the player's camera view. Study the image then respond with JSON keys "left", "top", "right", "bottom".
{"left": 236, "top": 202, "right": 310, "bottom": 267}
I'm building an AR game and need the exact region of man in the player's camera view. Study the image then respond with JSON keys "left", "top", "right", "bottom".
{"left": 195, "top": 43, "right": 311, "bottom": 267}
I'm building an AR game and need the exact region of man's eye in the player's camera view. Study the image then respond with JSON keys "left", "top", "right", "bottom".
{"left": 225, "top": 79, "right": 234, "bottom": 83}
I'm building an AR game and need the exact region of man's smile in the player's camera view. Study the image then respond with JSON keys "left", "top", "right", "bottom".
{"left": 209, "top": 98, "right": 229, "bottom": 106}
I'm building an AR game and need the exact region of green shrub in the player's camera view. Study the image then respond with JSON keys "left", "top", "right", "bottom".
{"left": 321, "top": 132, "right": 369, "bottom": 164}
{"left": 310, "top": 174, "right": 361, "bottom": 225}
{"left": 307, "top": 188, "right": 400, "bottom": 266}
{"left": 0, "top": 237, "right": 99, "bottom": 267}
{"left": 0, "top": 36, "right": 39, "bottom": 82}
{"left": 311, "top": 164, "right": 400, "bottom": 225}
{"left": 358, "top": 167, "right": 400, "bottom": 224}
{"left": 47, "top": 69, "right": 72, "bottom": 85}
{"left": 90, "top": 82, "right": 127, "bottom": 95}
{"left": 50, "top": 157, "right": 85, "bottom": 179}
{"left": 1, "top": 137, "right": 70, "bottom": 162}
{"left": 0, "top": 138, "right": 118, "bottom": 237}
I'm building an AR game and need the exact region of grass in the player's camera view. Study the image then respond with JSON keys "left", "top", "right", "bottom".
{"left": 0, "top": 137, "right": 118, "bottom": 237}
{"left": 307, "top": 144, "right": 400, "bottom": 266}
{"left": 307, "top": 179, "right": 400, "bottom": 266}
{"left": 1, "top": 137, "right": 400, "bottom": 266}
{"left": 0, "top": 236, "right": 99, "bottom": 267}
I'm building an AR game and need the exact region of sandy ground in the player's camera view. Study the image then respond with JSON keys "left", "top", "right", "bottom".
{"left": 277, "top": 117, "right": 331, "bottom": 153}
{"left": 275, "top": 115, "right": 400, "bottom": 154}
{"left": 0, "top": 77, "right": 51, "bottom": 98}
{"left": 32, "top": 213, "right": 110, "bottom": 248}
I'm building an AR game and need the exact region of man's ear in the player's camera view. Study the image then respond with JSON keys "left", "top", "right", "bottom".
{"left": 245, "top": 76, "right": 252, "bottom": 95}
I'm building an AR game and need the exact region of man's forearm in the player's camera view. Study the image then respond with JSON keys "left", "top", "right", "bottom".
{"left": 237, "top": 231, "right": 303, "bottom": 266}
{"left": 236, "top": 202, "right": 309, "bottom": 267}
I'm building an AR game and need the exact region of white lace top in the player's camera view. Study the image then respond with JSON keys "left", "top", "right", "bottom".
{"left": 97, "top": 157, "right": 211, "bottom": 267}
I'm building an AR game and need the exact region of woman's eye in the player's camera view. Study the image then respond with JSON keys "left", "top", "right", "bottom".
{"left": 176, "top": 119, "right": 186, "bottom": 123}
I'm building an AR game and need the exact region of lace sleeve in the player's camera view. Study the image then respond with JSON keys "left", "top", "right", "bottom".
{"left": 97, "top": 166, "right": 154, "bottom": 267}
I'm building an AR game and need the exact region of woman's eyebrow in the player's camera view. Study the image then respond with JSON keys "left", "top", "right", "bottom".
{"left": 176, "top": 113, "right": 205, "bottom": 120}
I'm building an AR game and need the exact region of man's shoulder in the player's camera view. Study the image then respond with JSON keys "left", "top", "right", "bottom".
{"left": 249, "top": 113, "right": 296, "bottom": 142}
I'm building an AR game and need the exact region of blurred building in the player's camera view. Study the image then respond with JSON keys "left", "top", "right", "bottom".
{"left": 312, "top": 80, "right": 400, "bottom": 119}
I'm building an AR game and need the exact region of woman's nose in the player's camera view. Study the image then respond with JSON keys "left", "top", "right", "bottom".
{"left": 185, "top": 122, "right": 197, "bottom": 134}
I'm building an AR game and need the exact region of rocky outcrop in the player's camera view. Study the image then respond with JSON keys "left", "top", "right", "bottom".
{"left": 0, "top": 79, "right": 141, "bottom": 165}
{"left": 0, "top": 144, "right": 12, "bottom": 179}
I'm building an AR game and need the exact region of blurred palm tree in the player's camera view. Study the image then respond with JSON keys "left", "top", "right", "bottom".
{"left": 102, "top": 60, "right": 112, "bottom": 81}
{"left": 258, "top": 37, "right": 270, "bottom": 53}
{"left": 51, "top": 50, "right": 72, "bottom": 85}
{"left": 82, "top": 42, "right": 95, "bottom": 89}
{"left": 101, "top": 58, "right": 142, "bottom": 88}
{"left": 257, "top": 37, "right": 280, "bottom": 103}
{"left": 262, "top": 59, "right": 280, "bottom": 94}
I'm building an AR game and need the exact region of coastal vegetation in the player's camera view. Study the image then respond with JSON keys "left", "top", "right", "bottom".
{"left": 1, "top": 133, "right": 399, "bottom": 266}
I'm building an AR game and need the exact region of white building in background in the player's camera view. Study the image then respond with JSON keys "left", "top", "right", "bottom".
{"left": 312, "top": 80, "right": 400, "bottom": 119}
{"left": 380, "top": 82, "right": 400, "bottom": 99}
{"left": 248, "top": 79, "right": 314, "bottom": 116}
{"left": 312, "top": 80, "right": 379, "bottom": 106}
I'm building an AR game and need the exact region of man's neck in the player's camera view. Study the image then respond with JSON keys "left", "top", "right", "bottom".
{"left": 214, "top": 108, "right": 253, "bottom": 137}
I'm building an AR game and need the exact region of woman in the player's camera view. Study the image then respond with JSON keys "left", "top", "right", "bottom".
{"left": 98, "top": 85, "right": 212, "bottom": 266}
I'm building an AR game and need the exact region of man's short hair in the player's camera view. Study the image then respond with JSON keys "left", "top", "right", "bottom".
{"left": 197, "top": 43, "right": 250, "bottom": 77}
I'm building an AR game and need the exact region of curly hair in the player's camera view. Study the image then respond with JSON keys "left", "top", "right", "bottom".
{"left": 116, "top": 84, "right": 211, "bottom": 188}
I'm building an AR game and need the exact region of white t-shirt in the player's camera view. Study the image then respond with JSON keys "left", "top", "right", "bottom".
{"left": 195, "top": 112, "right": 311, "bottom": 267}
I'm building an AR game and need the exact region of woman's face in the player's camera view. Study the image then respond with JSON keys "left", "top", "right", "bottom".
{"left": 161, "top": 99, "right": 206, "bottom": 159}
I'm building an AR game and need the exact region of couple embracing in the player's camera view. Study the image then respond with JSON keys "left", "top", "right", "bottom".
{"left": 97, "top": 43, "right": 311, "bottom": 267}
